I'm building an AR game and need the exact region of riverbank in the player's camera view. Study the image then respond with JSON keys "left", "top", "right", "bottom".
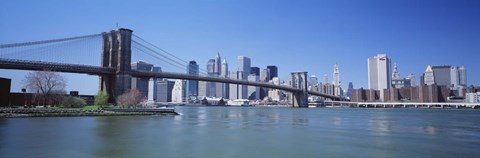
{"left": 0, "top": 108, "right": 179, "bottom": 118}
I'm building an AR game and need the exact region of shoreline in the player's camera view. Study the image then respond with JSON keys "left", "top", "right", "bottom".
{"left": 0, "top": 108, "right": 179, "bottom": 118}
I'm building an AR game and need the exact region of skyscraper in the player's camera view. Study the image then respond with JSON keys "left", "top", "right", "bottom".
{"left": 186, "top": 60, "right": 199, "bottom": 99}
{"left": 238, "top": 56, "right": 251, "bottom": 78}
{"left": 368, "top": 54, "right": 391, "bottom": 101}
{"left": 407, "top": 73, "right": 416, "bottom": 87}
{"left": 214, "top": 52, "right": 221, "bottom": 74}
{"left": 323, "top": 74, "right": 328, "bottom": 85}
{"left": 247, "top": 74, "right": 260, "bottom": 100}
{"left": 333, "top": 63, "right": 341, "bottom": 96}
{"left": 238, "top": 56, "right": 251, "bottom": 99}
{"left": 172, "top": 79, "right": 186, "bottom": 103}
{"left": 221, "top": 59, "right": 228, "bottom": 78}
{"left": 451, "top": 66, "right": 467, "bottom": 89}
{"left": 432, "top": 66, "right": 451, "bottom": 86}
{"left": 260, "top": 68, "right": 270, "bottom": 82}
{"left": 221, "top": 58, "right": 229, "bottom": 99}
{"left": 266, "top": 65, "right": 278, "bottom": 81}
{"left": 250, "top": 67, "right": 260, "bottom": 76}
{"left": 206, "top": 59, "right": 216, "bottom": 97}
{"left": 424, "top": 65, "right": 435, "bottom": 86}
{"left": 131, "top": 61, "right": 154, "bottom": 99}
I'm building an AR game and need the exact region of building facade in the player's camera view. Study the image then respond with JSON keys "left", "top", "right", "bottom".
{"left": 368, "top": 54, "right": 391, "bottom": 101}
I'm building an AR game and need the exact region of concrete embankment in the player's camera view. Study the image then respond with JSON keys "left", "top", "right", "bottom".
{"left": 0, "top": 108, "right": 178, "bottom": 118}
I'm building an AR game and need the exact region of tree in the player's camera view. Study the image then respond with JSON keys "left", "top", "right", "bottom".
{"left": 23, "top": 70, "right": 66, "bottom": 107}
{"left": 95, "top": 91, "right": 109, "bottom": 108}
{"left": 62, "top": 96, "right": 86, "bottom": 108}
{"left": 116, "top": 89, "right": 141, "bottom": 108}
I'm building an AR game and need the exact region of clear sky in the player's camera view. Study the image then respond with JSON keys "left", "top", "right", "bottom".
{"left": 1, "top": 0, "right": 479, "bottom": 95}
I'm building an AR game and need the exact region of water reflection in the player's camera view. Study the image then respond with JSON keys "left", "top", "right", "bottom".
{"left": 94, "top": 117, "right": 133, "bottom": 157}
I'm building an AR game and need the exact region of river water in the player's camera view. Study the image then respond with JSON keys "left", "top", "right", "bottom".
{"left": 1, "top": 106, "right": 479, "bottom": 158}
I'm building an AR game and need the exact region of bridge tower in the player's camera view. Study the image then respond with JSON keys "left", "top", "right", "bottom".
{"left": 99, "top": 28, "right": 133, "bottom": 103}
{"left": 291, "top": 72, "right": 309, "bottom": 107}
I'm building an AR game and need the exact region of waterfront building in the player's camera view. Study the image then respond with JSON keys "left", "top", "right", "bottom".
{"left": 198, "top": 81, "right": 207, "bottom": 97}
{"left": 247, "top": 74, "right": 260, "bottom": 100}
{"left": 131, "top": 61, "right": 154, "bottom": 98}
{"left": 466, "top": 92, "right": 480, "bottom": 103}
{"left": 368, "top": 54, "right": 391, "bottom": 101}
{"left": 351, "top": 88, "right": 380, "bottom": 102}
{"left": 308, "top": 75, "right": 318, "bottom": 88}
{"left": 214, "top": 52, "right": 221, "bottom": 74}
{"left": 0, "top": 77, "right": 11, "bottom": 107}
{"left": 266, "top": 65, "right": 278, "bottom": 81}
{"left": 186, "top": 60, "right": 199, "bottom": 100}
{"left": 156, "top": 79, "right": 175, "bottom": 102}
{"left": 172, "top": 79, "right": 186, "bottom": 103}
{"left": 424, "top": 65, "right": 435, "bottom": 86}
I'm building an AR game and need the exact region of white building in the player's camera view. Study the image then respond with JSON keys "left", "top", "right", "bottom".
{"left": 465, "top": 92, "right": 480, "bottom": 103}
{"left": 172, "top": 79, "right": 186, "bottom": 103}
{"left": 368, "top": 54, "right": 391, "bottom": 101}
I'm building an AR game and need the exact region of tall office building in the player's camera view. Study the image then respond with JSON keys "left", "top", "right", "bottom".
{"left": 221, "top": 59, "right": 229, "bottom": 78}
{"left": 451, "top": 66, "right": 467, "bottom": 89}
{"left": 247, "top": 74, "right": 260, "bottom": 100}
{"left": 323, "top": 74, "right": 329, "bottom": 85}
{"left": 186, "top": 60, "right": 199, "bottom": 100}
{"left": 238, "top": 56, "right": 251, "bottom": 99}
{"left": 333, "top": 64, "right": 342, "bottom": 96}
{"left": 147, "top": 66, "right": 162, "bottom": 102}
{"left": 346, "top": 82, "right": 354, "bottom": 99}
{"left": 221, "top": 58, "right": 229, "bottom": 99}
{"left": 172, "top": 79, "right": 186, "bottom": 103}
{"left": 238, "top": 56, "right": 251, "bottom": 78}
{"left": 206, "top": 59, "right": 216, "bottom": 97}
{"left": 260, "top": 68, "right": 270, "bottom": 82}
{"left": 157, "top": 79, "right": 175, "bottom": 102}
{"left": 229, "top": 71, "right": 245, "bottom": 99}
{"left": 214, "top": 52, "right": 221, "bottom": 74}
{"left": 407, "top": 73, "right": 416, "bottom": 87}
{"left": 309, "top": 75, "right": 318, "bottom": 87}
{"left": 266, "top": 65, "right": 278, "bottom": 81}
{"left": 250, "top": 67, "right": 260, "bottom": 76}
{"left": 431, "top": 66, "right": 451, "bottom": 86}
{"left": 333, "top": 64, "right": 340, "bottom": 86}
{"left": 131, "top": 61, "right": 154, "bottom": 99}
{"left": 368, "top": 54, "right": 391, "bottom": 101}
{"left": 424, "top": 65, "right": 435, "bottom": 85}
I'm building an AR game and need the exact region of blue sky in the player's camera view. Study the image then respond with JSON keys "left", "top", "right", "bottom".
{"left": 1, "top": 0, "right": 479, "bottom": 95}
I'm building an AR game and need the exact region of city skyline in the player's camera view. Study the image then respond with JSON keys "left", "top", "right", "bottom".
{"left": 1, "top": 0, "right": 479, "bottom": 95}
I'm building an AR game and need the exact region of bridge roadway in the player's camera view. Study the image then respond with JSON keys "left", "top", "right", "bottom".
{"left": 0, "top": 58, "right": 345, "bottom": 101}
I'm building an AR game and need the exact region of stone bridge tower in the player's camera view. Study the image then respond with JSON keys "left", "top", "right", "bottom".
{"left": 99, "top": 28, "right": 133, "bottom": 103}
{"left": 291, "top": 72, "right": 308, "bottom": 107}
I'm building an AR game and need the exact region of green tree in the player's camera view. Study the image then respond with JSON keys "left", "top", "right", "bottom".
{"left": 95, "top": 91, "right": 109, "bottom": 108}
{"left": 62, "top": 96, "right": 86, "bottom": 108}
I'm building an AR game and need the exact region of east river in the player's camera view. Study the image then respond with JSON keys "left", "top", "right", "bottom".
{"left": 1, "top": 106, "right": 479, "bottom": 158}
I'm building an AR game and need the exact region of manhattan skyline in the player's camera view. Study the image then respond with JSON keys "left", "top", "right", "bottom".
{"left": 0, "top": 0, "right": 479, "bottom": 95}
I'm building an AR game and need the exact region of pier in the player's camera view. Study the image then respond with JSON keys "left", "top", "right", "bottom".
{"left": 310, "top": 101, "right": 480, "bottom": 109}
